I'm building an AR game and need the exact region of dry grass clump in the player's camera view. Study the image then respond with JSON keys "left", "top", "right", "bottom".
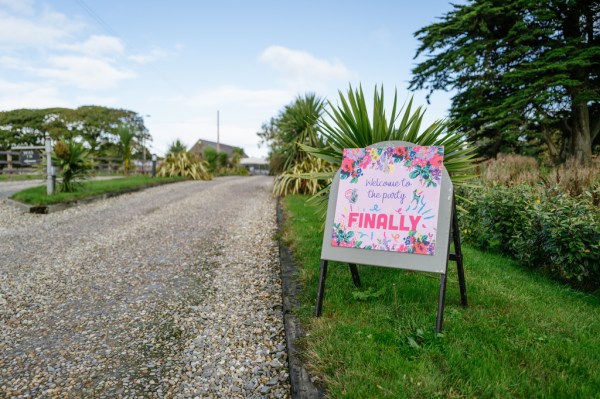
{"left": 547, "top": 157, "right": 600, "bottom": 197}
{"left": 481, "top": 154, "right": 599, "bottom": 199}
{"left": 480, "top": 153, "right": 540, "bottom": 185}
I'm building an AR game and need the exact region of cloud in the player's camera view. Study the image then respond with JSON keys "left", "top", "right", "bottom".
{"left": 0, "top": 7, "right": 83, "bottom": 49}
{"left": 0, "top": 0, "right": 34, "bottom": 15}
{"left": 186, "top": 85, "right": 294, "bottom": 109}
{"left": 63, "top": 35, "right": 125, "bottom": 57}
{"left": 0, "top": 79, "right": 69, "bottom": 110}
{"left": 37, "top": 56, "right": 136, "bottom": 90}
{"left": 259, "top": 45, "right": 355, "bottom": 90}
{"left": 0, "top": 55, "right": 28, "bottom": 69}
{"left": 129, "top": 47, "right": 169, "bottom": 64}
{"left": 0, "top": 3, "right": 137, "bottom": 94}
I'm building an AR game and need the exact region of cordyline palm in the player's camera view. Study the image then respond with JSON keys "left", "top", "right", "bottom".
{"left": 52, "top": 139, "right": 92, "bottom": 193}
{"left": 273, "top": 93, "right": 338, "bottom": 195}
{"left": 278, "top": 93, "right": 325, "bottom": 169}
{"left": 117, "top": 126, "right": 136, "bottom": 176}
{"left": 157, "top": 151, "right": 212, "bottom": 180}
{"left": 300, "top": 85, "right": 478, "bottom": 204}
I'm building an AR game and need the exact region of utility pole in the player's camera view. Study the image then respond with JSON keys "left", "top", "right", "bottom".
{"left": 143, "top": 115, "right": 151, "bottom": 174}
{"left": 217, "top": 110, "right": 220, "bottom": 153}
{"left": 45, "top": 135, "right": 54, "bottom": 195}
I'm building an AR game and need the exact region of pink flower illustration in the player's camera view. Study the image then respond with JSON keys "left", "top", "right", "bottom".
{"left": 342, "top": 158, "right": 354, "bottom": 173}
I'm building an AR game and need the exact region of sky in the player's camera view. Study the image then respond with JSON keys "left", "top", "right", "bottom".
{"left": 0, "top": 0, "right": 460, "bottom": 158}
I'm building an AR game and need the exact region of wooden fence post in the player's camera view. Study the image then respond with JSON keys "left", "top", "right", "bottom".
{"left": 7, "top": 152, "right": 13, "bottom": 173}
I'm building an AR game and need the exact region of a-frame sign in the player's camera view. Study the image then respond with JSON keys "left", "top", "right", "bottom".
{"left": 315, "top": 141, "right": 467, "bottom": 332}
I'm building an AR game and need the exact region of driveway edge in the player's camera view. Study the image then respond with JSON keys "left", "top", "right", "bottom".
{"left": 276, "top": 199, "right": 325, "bottom": 399}
{"left": 6, "top": 182, "right": 179, "bottom": 214}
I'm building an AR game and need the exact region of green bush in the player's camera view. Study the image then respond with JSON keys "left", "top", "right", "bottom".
{"left": 53, "top": 139, "right": 93, "bottom": 192}
{"left": 458, "top": 183, "right": 600, "bottom": 289}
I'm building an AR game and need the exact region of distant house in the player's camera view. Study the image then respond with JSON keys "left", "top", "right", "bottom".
{"left": 189, "top": 138, "right": 237, "bottom": 158}
{"left": 240, "top": 157, "right": 269, "bottom": 175}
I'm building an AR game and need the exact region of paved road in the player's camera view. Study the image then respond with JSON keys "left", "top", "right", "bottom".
{"left": 0, "top": 176, "right": 289, "bottom": 398}
{"left": 0, "top": 176, "right": 126, "bottom": 199}
{"left": 0, "top": 179, "right": 43, "bottom": 198}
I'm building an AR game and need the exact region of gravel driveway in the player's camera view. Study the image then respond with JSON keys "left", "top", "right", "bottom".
{"left": 0, "top": 180, "right": 43, "bottom": 199}
{"left": 0, "top": 176, "right": 290, "bottom": 398}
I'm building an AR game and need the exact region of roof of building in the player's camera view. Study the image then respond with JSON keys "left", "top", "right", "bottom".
{"left": 189, "top": 138, "right": 237, "bottom": 157}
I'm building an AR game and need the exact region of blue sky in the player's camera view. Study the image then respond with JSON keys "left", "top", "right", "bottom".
{"left": 0, "top": 0, "right": 458, "bottom": 157}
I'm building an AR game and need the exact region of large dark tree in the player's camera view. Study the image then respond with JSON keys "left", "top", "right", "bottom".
{"left": 410, "top": 0, "right": 599, "bottom": 164}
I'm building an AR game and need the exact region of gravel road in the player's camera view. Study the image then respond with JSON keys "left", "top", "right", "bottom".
{"left": 0, "top": 176, "right": 290, "bottom": 398}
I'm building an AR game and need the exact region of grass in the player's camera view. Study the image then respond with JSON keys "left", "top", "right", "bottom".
{"left": 10, "top": 175, "right": 186, "bottom": 205}
{"left": 0, "top": 173, "right": 42, "bottom": 181}
{"left": 283, "top": 195, "right": 600, "bottom": 399}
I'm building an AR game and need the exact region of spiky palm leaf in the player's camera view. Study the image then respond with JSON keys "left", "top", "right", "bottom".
{"left": 278, "top": 93, "right": 326, "bottom": 171}
{"left": 157, "top": 151, "right": 212, "bottom": 180}
{"left": 300, "top": 85, "right": 478, "bottom": 204}
{"left": 117, "top": 126, "right": 137, "bottom": 176}
{"left": 273, "top": 157, "right": 336, "bottom": 196}
{"left": 52, "top": 139, "right": 93, "bottom": 193}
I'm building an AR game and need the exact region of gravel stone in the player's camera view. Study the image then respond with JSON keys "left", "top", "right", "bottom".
{"left": 0, "top": 176, "right": 290, "bottom": 398}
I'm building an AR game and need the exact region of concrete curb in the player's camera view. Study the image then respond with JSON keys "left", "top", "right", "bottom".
{"left": 6, "top": 182, "right": 177, "bottom": 214}
{"left": 277, "top": 200, "right": 326, "bottom": 399}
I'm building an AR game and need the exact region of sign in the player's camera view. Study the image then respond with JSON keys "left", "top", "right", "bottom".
{"left": 331, "top": 145, "right": 444, "bottom": 255}
{"left": 19, "top": 149, "right": 41, "bottom": 165}
{"left": 316, "top": 141, "right": 467, "bottom": 332}
{"left": 320, "top": 141, "right": 454, "bottom": 274}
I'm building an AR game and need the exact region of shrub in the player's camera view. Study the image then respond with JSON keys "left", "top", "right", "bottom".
{"left": 52, "top": 139, "right": 93, "bottom": 192}
{"left": 273, "top": 157, "right": 336, "bottom": 196}
{"left": 458, "top": 183, "right": 600, "bottom": 289}
{"left": 157, "top": 152, "right": 211, "bottom": 180}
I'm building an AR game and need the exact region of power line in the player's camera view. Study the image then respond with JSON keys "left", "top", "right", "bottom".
{"left": 73, "top": 0, "right": 191, "bottom": 97}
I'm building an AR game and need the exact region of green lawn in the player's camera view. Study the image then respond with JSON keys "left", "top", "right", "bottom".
{"left": 0, "top": 173, "right": 42, "bottom": 181}
{"left": 10, "top": 175, "right": 186, "bottom": 205}
{"left": 283, "top": 195, "right": 600, "bottom": 399}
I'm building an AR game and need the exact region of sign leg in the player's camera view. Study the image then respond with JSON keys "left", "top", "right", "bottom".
{"left": 348, "top": 263, "right": 361, "bottom": 287}
{"left": 436, "top": 273, "right": 448, "bottom": 333}
{"left": 315, "top": 260, "right": 329, "bottom": 317}
{"left": 451, "top": 195, "right": 468, "bottom": 307}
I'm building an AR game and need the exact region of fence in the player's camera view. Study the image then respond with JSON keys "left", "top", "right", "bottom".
{"left": 0, "top": 151, "right": 38, "bottom": 175}
{"left": 92, "top": 157, "right": 122, "bottom": 174}
{"left": 0, "top": 151, "right": 123, "bottom": 175}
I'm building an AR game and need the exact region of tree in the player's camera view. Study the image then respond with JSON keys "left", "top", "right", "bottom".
{"left": 230, "top": 147, "right": 246, "bottom": 168}
{"left": 203, "top": 146, "right": 228, "bottom": 172}
{"left": 257, "top": 93, "right": 326, "bottom": 175}
{"left": 410, "top": 0, "right": 599, "bottom": 164}
{"left": 117, "top": 126, "right": 137, "bottom": 175}
{"left": 0, "top": 106, "right": 150, "bottom": 156}
{"left": 167, "top": 139, "right": 187, "bottom": 155}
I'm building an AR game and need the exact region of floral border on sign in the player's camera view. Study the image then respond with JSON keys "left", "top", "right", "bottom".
{"left": 340, "top": 146, "right": 444, "bottom": 187}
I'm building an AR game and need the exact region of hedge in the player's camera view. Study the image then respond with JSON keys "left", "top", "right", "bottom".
{"left": 457, "top": 183, "right": 600, "bottom": 290}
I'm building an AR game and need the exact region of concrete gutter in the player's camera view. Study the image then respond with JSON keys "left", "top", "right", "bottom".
{"left": 277, "top": 200, "right": 326, "bottom": 399}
